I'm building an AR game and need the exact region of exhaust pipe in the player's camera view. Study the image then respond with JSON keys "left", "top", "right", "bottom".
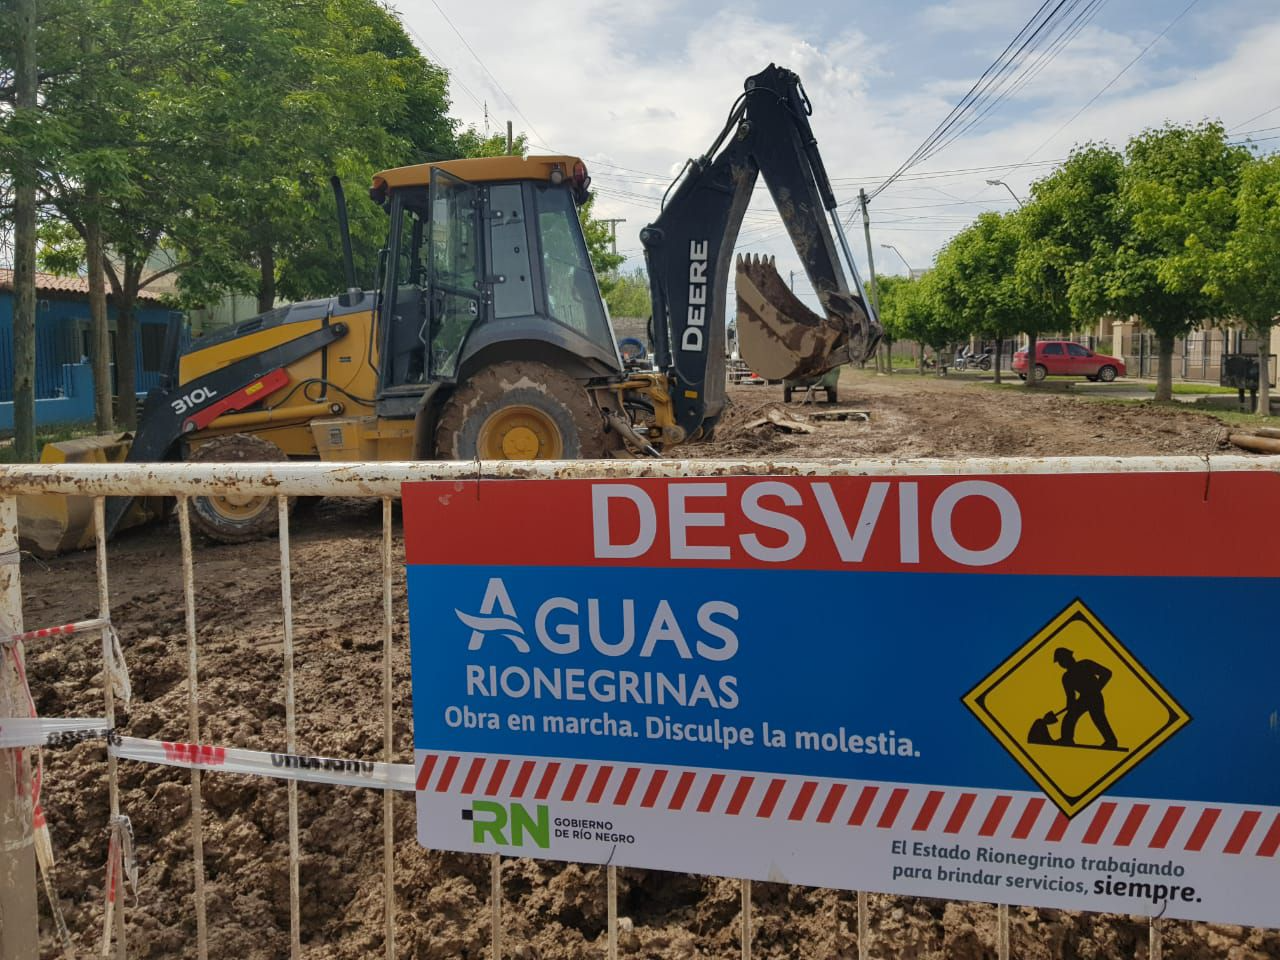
{"left": 330, "top": 175, "right": 363, "bottom": 307}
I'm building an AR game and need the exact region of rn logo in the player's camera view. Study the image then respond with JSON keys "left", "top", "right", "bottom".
{"left": 464, "top": 800, "right": 550, "bottom": 849}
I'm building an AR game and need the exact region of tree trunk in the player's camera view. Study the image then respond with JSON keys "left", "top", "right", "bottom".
{"left": 1025, "top": 332, "right": 1038, "bottom": 389}
{"left": 1258, "top": 332, "right": 1271, "bottom": 417}
{"left": 993, "top": 338, "right": 1003, "bottom": 385}
{"left": 115, "top": 295, "right": 139, "bottom": 429}
{"left": 1154, "top": 334, "right": 1174, "bottom": 402}
{"left": 86, "top": 206, "right": 113, "bottom": 433}
{"left": 1, "top": 0, "right": 41, "bottom": 954}
{"left": 884, "top": 337, "right": 893, "bottom": 376}
{"left": 11, "top": 0, "right": 38, "bottom": 464}
{"left": 918, "top": 343, "right": 925, "bottom": 376}
{"left": 257, "top": 244, "right": 276, "bottom": 314}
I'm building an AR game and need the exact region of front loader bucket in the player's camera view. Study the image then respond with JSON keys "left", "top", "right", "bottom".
{"left": 17, "top": 434, "right": 162, "bottom": 557}
{"left": 735, "top": 254, "right": 878, "bottom": 381}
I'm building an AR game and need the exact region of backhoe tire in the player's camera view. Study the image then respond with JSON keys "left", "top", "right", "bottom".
{"left": 187, "top": 433, "right": 292, "bottom": 544}
{"left": 435, "top": 361, "right": 607, "bottom": 460}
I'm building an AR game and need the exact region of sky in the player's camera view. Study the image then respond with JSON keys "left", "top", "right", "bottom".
{"left": 395, "top": 0, "right": 1280, "bottom": 307}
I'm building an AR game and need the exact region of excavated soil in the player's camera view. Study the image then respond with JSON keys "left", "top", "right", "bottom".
{"left": 19, "top": 372, "right": 1275, "bottom": 959}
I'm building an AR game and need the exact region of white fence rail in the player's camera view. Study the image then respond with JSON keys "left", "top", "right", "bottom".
{"left": 1, "top": 455, "right": 1273, "bottom": 959}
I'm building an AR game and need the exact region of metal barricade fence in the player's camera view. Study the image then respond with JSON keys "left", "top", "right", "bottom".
{"left": 1, "top": 456, "right": 1268, "bottom": 960}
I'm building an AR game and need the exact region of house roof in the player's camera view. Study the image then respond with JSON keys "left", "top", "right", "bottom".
{"left": 0, "top": 269, "right": 168, "bottom": 303}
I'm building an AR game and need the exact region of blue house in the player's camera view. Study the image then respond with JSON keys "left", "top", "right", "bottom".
{"left": 0, "top": 269, "right": 185, "bottom": 429}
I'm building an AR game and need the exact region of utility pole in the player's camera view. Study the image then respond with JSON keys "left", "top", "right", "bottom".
{"left": 599, "top": 219, "right": 627, "bottom": 257}
{"left": 859, "top": 189, "right": 888, "bottom": 376}
{"left": 506, "top": 121, "right": 514, "bottom": 156}
{"left": 11, "top": 0, "right": 37, "bottom": 462}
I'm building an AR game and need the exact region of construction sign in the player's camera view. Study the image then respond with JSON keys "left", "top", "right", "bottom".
{"left": 963, "top": 599, "right": 1191, "bottom": 818}
{"left": 403, "top": 469, "right": 1280, "bottom": 928}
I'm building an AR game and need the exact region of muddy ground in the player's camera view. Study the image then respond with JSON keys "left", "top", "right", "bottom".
{"left": 19, "top": 371, "right": 1275, "bottom": 959}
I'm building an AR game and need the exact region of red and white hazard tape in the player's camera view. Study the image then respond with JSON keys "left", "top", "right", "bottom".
{"left": 109, "top": 736, "right": 414, "bottom": 791}
{"left": 415, "top": 753, "right": 1280, "bottom": 859}
{"left": 3, "top": 617, "right": 111, "bottom": 646}
{"left": 102, "top": 814, "right": 137, "bottom": 957}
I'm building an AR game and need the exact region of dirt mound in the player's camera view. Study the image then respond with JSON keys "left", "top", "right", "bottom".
{"left": 18, "top": 373, "right": 1273, "bottom": 958}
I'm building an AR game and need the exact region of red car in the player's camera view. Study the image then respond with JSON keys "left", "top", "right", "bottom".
{"left": 1012, "top": 341, "right": 1126, "bottom": 382}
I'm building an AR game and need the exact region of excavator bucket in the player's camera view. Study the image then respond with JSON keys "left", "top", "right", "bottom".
{"left": 17, "top": 434, "right": 162, "bottom": 557}
{"left": 735, "top": 254, "right": 875, "bottom": 381}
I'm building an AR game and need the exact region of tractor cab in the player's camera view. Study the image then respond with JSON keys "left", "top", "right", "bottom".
{"left": 369, "top": 156, "right": 623, "bottom": 419}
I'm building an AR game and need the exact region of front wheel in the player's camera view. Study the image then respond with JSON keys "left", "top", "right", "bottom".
{"left": 1034, "top": 364, "right": 1048, "bottom": 381}
{"left": 187, "top": 433, "right": 292, "bottom": 543}
{"left": 1098, "top": 365, "right": 1118, "bottom": 383}
{"left": 434, "top": 361, "right": 607, "bottom": 460}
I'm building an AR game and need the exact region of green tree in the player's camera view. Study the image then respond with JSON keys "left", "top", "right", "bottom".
{"left": 605, "top": 267, "right": 652, "bottom": 319}
{"left": 22, "top": 0, "right": 458, "bottom": 427}
{"left": 456, "top": 125, "right": 528, "bottom": 158}
{"left": 1100, "top": 123, "right": 1251, "bottom": 400}
{"left": 1021, "top": 144, "right": 1125, "bottom": 324}
{"left": 931, "top": 211, "right": 1022, "bottom": 383}
{"left": 172, "top": 0, "right": 455, "bottom": 312}
{"left": 878, "top": 272, "right": 964, "bottom": 374}
{"left": 578, "top": 193, "right": 623, "bottom": 290}
{"left": 1204, "top": 153, "right": 1280, "bottom": 414}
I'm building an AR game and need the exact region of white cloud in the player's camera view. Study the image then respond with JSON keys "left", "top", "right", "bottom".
{"left": 917, "top": 0, "right": 1032, "bottom": 33}
{"left": 397, "top": 0, "right": 1280, "bottom": 297}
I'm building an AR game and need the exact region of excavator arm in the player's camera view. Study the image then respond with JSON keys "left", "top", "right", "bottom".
{"left": 641, "top": 64, "right": 882, "bottom": 438}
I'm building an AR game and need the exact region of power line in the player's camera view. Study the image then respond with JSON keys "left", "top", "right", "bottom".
{"left": 427, "top": 0, "right": 552, "bottom": 149}
{"left": 867, "top": 0, "right": 1090, "bottom": 201}
{"left": 909, "top": 0, "right": 1089, "bottom": 168}
{"left": 400, "top": 21, "right": 486, "bottom": 116}
{"left": 920, "top": 0, "right": 1110, "bottom": 163}
{"left": 1230, "top": 104, "right": 1280, "bottom": 133}
{"left": 1023, "top": 0, "right": 1203, "bottom": 161}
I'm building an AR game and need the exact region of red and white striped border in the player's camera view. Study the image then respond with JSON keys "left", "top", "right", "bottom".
{"left": 415, "top": 753, "right": 1280, "bottom": 859}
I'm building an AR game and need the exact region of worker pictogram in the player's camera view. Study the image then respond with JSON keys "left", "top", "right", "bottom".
{"left": 963, "top": 599, "right": 1190, "bottom": 818}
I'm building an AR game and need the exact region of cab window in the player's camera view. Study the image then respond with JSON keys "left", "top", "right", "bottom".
{"left": 533, "top": 185, "right": 612, "bottom": 351}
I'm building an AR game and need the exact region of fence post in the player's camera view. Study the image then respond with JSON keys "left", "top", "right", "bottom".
{"left": 856, "top": 890, "right": 868, "bottom": 960}
{"left": 607, "top": 865, "right": 617, "bottom": 960}
{"left": 490, "top": 853, "right": 502, "bottom": 960}
{"left": 177, "top": 498, "right": 210, "bottom": 960}
{"left": 94, "top": 497, "right": 126, "bottom": 959}
{"left": 0, "top": 496, "right": 37, "bottom": 960}
{"left": 381, "top": 498, "right": 396, "bottom": 960}
{"left": 278, "top": 497, "right": 302, "bottom": 960}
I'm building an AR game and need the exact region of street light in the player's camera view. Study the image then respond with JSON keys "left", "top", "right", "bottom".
{"left": 986, "top": 179, "right": 1024, "bottom": 208}
{"left": 880, "top": 243, "right": 913, "bottom": 275}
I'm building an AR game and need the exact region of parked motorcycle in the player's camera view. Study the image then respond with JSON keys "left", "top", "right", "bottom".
{"left": 954, "top": 349, "right": 992, "bottom": 371}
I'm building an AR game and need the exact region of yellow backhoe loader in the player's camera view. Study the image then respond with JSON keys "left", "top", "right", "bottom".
{"left": 19, "top": 64, "right": 881, "bottom": 555}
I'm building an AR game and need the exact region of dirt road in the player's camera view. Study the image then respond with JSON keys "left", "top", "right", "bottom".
{"left": 706, "top": 370, "right": 1227, "bottom": 459}
{"left": 19, "top": 373, "right": 1273, "bottom": 958}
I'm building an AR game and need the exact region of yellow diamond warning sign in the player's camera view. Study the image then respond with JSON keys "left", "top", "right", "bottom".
{"left": 963, "top": 599, "right": 1190, "bottom": 818}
